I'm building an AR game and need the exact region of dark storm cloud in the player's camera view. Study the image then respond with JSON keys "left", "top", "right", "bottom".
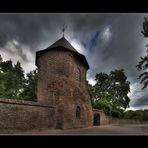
{"left": 132, "top": 95, "right": 148, "bottom": 107}
{"left": 84, "top": 14, "right": 146, "bottom": 82}
{"left": 0, "top": 14, "right": 65, "bottom": 50}
{"left": 0, "top": 14, "right": 110, "bottom": 54}
{"left": 0, "top": 13, "right": 148, "bottom": 109}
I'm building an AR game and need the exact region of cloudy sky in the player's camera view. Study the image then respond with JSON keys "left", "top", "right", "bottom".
{"left": 0, "top": 13, "right": 148, "bottom": 110}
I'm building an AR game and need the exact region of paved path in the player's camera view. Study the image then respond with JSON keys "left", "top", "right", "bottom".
{"left": 9, "top": 124, "right": 148, "bottom": 135}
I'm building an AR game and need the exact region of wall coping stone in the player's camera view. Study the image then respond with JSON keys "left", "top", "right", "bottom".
{"left": 0, "top": 98, "right": 55, "bottom": 108}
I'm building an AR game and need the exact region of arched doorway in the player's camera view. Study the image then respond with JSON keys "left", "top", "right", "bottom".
{"left": 93, "top": 113, "right": 100, "bottom": 125}
{"left": 76, "top": 106, "right": 81, "bottom": 118}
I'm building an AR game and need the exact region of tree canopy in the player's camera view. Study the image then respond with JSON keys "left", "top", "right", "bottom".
{"left": 0, "top": 55, "right": 37, "bottom": 101}
{"left": 137, "top": 17, "right": 148, "bottom": 89}
{"left": 88, "top": 69, "right": 130, "bottom": 117}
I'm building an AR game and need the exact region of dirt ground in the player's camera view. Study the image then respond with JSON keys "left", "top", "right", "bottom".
{"left": 3, "top": 124, "right": 148, "bottom": 135}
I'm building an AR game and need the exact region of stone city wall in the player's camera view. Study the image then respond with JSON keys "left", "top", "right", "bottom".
{"left": 0, "top": 98, "right": 56, "bottom": 133}
{"left": 93, "top": 109, "right": 148, "bottom": 126}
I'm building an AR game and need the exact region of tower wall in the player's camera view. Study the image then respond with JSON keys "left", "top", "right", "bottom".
{"left": 37, "top": 48, "right": 93, "bottom": 129}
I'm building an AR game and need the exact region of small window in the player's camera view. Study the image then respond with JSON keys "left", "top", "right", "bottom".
{"left": 75, "top": 68, "right": 81, "bottom": 81}
{"left": 76, "top": 106, "right": 81, "bottom": 118}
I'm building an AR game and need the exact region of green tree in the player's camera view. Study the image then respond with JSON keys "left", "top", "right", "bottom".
{"left": 0, "top": 60, "right": 25, "bottom": 99}
{"left": 22, "top": 69, "right": 38, "bottom": 101}
{"left": 0, "top": 60, "right": 13, "bottom": 73}
{"left": 0, "top": 55, "right": 5, "bottom": 97}
{"left": 87, "top": 82, "right": 95, "bottom": 105}
{"left": 124, "top": 110, "right": 148, "bottom": 120}
{"left": 0, "top": 59, "right": 15, "bottom": 98}
{"left": 12, "top": 61, "right": 25, "bottom": 99}
{"left": 137, "top": 17, "right": 148, "bottom": 89}
{"left": 124, "top": 110, "right": 135, "bottom": 119}
{"left": 92, "top": 98, "right": 124, "bottom": 118}
{"left": 94, "top": 73, "right": 111, "bottom": 100}
{"left": 109, "top": 69, "right": 130, "bottom": 109}
{"left": 93, "top": 69, "right": 130, "bottom": 109}
{"left": 88, "top": 69, "right": 130, "bottom": 118}
{"left": 0, "top": 56, "right": 25, "bottom": 99}
{"left": 143, "top": 109, "right": 148, "bottom": 120}
{"left": 0, "top": 55, "right": 38, "bottom": 101}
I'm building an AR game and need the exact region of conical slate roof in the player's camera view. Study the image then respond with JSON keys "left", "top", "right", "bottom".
{"left": 49, "top": 37, "right": 78, "bottom": 53}
{"left": 36, "top": 37, "right": 89, "bottom": 69}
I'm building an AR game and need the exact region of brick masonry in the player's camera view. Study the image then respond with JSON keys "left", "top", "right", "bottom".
{"left": 93, "top": 109, "right": 148, "bottom": 126}
{"left": 37, "top": 48, "right": 93, "bottom": 129}
{"left": 0, "top": 98, "right": 56, "bottom": 133}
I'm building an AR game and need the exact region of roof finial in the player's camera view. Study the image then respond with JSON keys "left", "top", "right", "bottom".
{"left": 61, "top": 24, "right": 67, "bottom": 38}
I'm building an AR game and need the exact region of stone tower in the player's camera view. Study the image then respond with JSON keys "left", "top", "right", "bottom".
{"left": 36, "top": 37, "right": 93, "bottom": 129}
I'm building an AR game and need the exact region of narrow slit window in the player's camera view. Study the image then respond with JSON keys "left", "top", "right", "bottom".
{"left": 76, "top": 106, "right": 81, "bottom": 118}
{"left": 75, "top": 68, "right": 81, "bottom": 81}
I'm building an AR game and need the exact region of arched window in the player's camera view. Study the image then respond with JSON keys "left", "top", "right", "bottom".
{"left": 76, "top": 106, "right": 81, "bottom": 118}
{"left": 75, "top": 68, "right": 81, "bottom": 81}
